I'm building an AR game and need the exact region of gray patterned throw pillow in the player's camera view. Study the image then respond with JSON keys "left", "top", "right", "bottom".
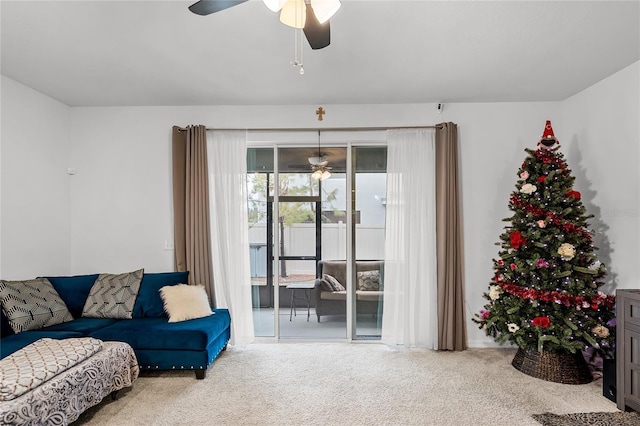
{"left": 82, "top": 268, "right": 144, "bottom": 319}
{"left": 323, "top": 274, "right": 346, "bottom": 292}
{"left": 0, "top": 278, "right": 73, "bottom": 333}
{"left": 357, "top": 270, "right": 381, "bottom": 291}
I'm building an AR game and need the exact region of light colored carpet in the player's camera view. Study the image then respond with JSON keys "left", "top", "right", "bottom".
{"left": 75, "top": 344, "right": 618, "bottom": 426}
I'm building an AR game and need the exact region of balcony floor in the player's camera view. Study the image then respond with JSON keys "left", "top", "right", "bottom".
{"left": 253, "top": 307, "right": 382, "bottom": 340}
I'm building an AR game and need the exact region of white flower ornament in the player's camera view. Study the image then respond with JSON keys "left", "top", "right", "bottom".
{"left": 520, "top": 183, "right": 537, "bottom": 194}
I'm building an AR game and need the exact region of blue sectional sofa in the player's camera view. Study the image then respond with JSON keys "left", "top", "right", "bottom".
{"left": 0, "top": 271, "right": 231, "bottom": 379}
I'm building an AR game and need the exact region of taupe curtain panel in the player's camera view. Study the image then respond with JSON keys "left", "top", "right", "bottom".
{"left": 435, "top": 122, "right": 467, "bottom": 351}
{"left": 171, "top": 125, "right": 215, "bottom": 306}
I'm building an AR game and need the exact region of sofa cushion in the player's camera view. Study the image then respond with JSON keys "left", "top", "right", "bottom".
{"left": 1, "top": 310, "right": 13, "bottom": 337}
{"left": 88, "top": 309, "right": 230, "bottom": 351}
{"left": 357, "top": 270, "right": 381, "bottom": 291}
{"left": 320, "top": 290, "right": 347, "bottom": 301}
{"left": 44, "top": 274, "right": 99, "bottom": 318}
{"left": 0, "top": 331, "right": 84, "bottom": 359}
{"left": 319, "top": 291, "right": 384, "bottom": 302}
{"left": 159, "top": 284, "right": 213, "bottom": 323}
{"left": 0, "top": 278, "right": 73, "bottom": 333}
{"left": 320, "top": 262, "right": 347, "bottom": 289}
{"left": 319, "top": 260, "right": 384, "bottom": 289}
{"left": 82, "top": 269, "right": 144, "bottom": 319}
{"left": 323, "top": 274, "right": 346, "bottom": 292}
{"left": 40, "top": 317, "right": 118, "bottom": 335}
{"left": 356, "top": 290, "right": 384, "bottom": 302}
{"left": 133, "top": 271, "right": 189, "bottom": 318}
{"left": 319, "top": 278, "right": 334, "bottom": 292}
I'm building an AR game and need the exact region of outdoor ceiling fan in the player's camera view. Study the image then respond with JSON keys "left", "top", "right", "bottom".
{"left": 309, "top": 130, "right": 331, "bottom": 180}
{"left": 188, "top": 0, "right": 341, "bottom": 50}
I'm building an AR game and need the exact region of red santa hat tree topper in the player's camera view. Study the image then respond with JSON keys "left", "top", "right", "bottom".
{"left": 538, "top": 120, "right": 558, "bottom": 149}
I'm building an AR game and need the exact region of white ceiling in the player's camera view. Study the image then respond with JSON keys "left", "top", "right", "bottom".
{"left": 1, "top": 0, "right": 638, "bottom": 107}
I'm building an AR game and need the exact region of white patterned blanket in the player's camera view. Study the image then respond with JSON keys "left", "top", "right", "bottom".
{"left": 0, "top": 337, "right": 103, "bottom": 401}
{"left": 0, "top": 339, "right": 139, "bottom": 426}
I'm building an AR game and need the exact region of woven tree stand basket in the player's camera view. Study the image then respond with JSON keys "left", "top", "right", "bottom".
{"left": 511, "top": 347, "right": 593, "bottom": 384}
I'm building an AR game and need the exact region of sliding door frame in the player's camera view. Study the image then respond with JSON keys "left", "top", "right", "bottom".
{"left": 248, "top": 130, "right": 387, "bottom": 342}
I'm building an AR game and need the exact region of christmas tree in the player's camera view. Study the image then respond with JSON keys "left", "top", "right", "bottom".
{"left": 474, "top": 121, "right": 615, "bottom": 356}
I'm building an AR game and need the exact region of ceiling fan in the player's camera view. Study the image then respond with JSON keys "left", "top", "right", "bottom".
{"left": 309, "top": 130, "right": 331, "bottom": 180}
{"left": 188, "top": 0, "right": 340, "bottom": 50}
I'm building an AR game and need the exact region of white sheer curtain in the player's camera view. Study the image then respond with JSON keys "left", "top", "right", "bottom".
{"left": 381, "top": 128, "right": 438, "bottom": 348}
{"left": 206, "top": 130, "right": 255, "bottom": 346}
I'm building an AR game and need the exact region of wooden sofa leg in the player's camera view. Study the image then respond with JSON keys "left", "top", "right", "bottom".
{"left": 111, "top": 390, "right": 119, "bottom": 401}
{"left": 195, "top": 369, "right": 206, "bottom": 379}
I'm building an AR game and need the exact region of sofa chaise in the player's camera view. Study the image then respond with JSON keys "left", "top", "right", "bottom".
{"left": 0, "top": 270, "right": 231, "bottom": 379}
{"left": 314, "top": 260, "right": 384, "bottom": 322}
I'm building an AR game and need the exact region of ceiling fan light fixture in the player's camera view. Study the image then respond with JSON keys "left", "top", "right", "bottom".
{"left": 310, "top": 0, "right": 341, "bottom": 24}
{"left": 310, "top": 130, "right": 331, "bottom": 180}
{"left": 311, "top": 167, "right": 331, "bottom": 181}
{"left": 280, "top": 0, "right": 306, "bottom": 28}
{"left": 262, "top": 0, "right": 287, "bottom": 12}
{"left": 308, "top": 155, "right": 328, "bottom": 166}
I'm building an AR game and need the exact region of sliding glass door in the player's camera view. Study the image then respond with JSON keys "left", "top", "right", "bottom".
{"left": 247, "top": 140, "right": 386, "bottom": 340}
{"left": 353, "top": 147, "right": 387, "bottom": 339}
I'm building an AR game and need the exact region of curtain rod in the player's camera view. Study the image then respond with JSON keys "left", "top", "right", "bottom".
{"left": 176, "top": 125, "right": 443, "bottom": 132}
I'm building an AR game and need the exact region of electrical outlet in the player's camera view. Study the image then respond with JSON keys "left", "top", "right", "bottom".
{"left": 164, "top": 241, "right": 175, "bottom": 250}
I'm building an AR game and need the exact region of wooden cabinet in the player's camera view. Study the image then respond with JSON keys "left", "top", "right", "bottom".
{"left": 616, "top": 289, "right": 640, "bottom": 412}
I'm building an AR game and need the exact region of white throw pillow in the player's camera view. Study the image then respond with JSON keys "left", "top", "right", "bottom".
{"left": 159, "top": 284, "right": 213, "bottom": 323}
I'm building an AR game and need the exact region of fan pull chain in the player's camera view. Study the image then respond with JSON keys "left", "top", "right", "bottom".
{"left": 298, "top": 28, "right": 304, "bottom": 75}
{"left": 291, "top": 28, "right": 303, "bottom": 74}
{"left": 290, "top": 0, "right": 304, "bottom": 75}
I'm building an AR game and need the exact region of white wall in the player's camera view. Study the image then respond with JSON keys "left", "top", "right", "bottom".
{"left": 0, "top": 76, "right": 72, "bottom": 279}
{"left": 67, "top": 104, "right": 442, "bottom": 274}
{"left": 562, "top": 61, "right": 640, "bottom": 293}
{"left": 1, "top": 61, "right": 637, "bottom": 347}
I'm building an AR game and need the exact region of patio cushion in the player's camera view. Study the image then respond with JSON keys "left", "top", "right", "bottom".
{"left": 357, "top": 270, "right": 381, "bottom": 291}
{"left": 356, "top": 290, "right": 384, "bottom": 302}
{"left": 320, "top": 291, "right": 347, "bottom": 301}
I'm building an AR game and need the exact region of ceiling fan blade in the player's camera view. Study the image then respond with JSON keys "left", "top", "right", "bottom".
{"left": 303, "top": 3, "right": 330, "bottom": 50}
{"left": 188, "top": 0, "right": 248, "bottom": 16}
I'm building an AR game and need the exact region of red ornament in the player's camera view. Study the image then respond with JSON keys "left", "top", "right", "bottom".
{"left": 567, "top": 190, "right": 581, "bottom": 199}
{"left": 537, "top": 176, "right": 546, "bottom": 183}
{"left": 532, "top": 316, "right": 551, "bottom": 328}
{"left": 510, "top": 231, "right": 526, "bottom": 249}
